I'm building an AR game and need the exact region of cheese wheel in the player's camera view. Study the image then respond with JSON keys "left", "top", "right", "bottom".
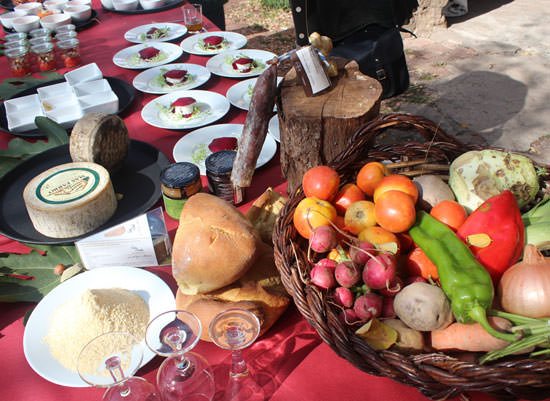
{"left": 23, "top": 162, "right": 117, "bottom": 238}
{"left": 70, "top": 113, "right": 129, "bottom": 174}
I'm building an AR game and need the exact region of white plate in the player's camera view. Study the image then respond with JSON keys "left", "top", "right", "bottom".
{"left": 206, "top": 49, "right": 276, "bottom": 78}
{"left": 124, "top": 23, "right": 188, "bottom": 44}
{"left": 172, "top": 123, "right": 277, "bottom": 175}
{"left": 226, "top": 76, "right": 282, "bottom": 111}
{"left": 179, "top": 31, "right": 247, "bottom": 56}
{"left": 141, "top": 89, "right": 230, "bottom": 130}
{"left": 132, "top": 63, "right": 211, "bottom": 94}
{"left": 113, "top": 42, "right": 183, "bottom": 69}
{"left": 268, "top": 114, "right": 280, "bottom": 142}
{"left": 23, "top": 266, "right": 176, "bottom": 388}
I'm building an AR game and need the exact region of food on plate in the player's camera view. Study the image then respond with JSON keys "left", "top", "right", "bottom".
{"left": 163, "top": 69, "right": 189, "bottom": 85}
{"left": 44, "top": 288, "right": 149, "bottom": 372}
{"left": 70, "top": 113, "right": 129, "bottom": 174}
{"left": 23, "top": 162, "right": 117, "bottom": 238}
{"left": 157, "top": 96, "right": 209, "bottom": 122}
{"left": 131, "top": 46, "right": 167, "bottom": 65}
{"left": 139, "top": 46, "right": 160, "bottom": 60}
{"left": 208, "top": 136, "right": 238, "bottom": 153}
{"left": 232, "top": 57, "right": 254, "bottom": 73}
{"left": 141, "top": 26, "right": 170, "bottom": 41}
{"left": 199, "top": 35, "right": 227, "bottom": 51}
{"left": 171, "top": 97, "right": 196, "bottom": 117}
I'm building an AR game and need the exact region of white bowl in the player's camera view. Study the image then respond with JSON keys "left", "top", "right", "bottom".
{"left": 11, "top": 15, "right": 40, "bottom": 33}
{"left": 14, "top": 2, "right": 43, "bottom": 15}
{"left": 67, "top": 0, "right": 92, "bottom": 6}
{"left": 100, "top": 0, "right": 113, "bottom": 8}
{"left": 40, "top": 13, "right": 71, "bottom": 30}
{"left": 139, "top": 0, "right": 164, "bottom": 10}
{"left": 63, "top": 4, "right": 91, "bottom": 22}
{"left": 43, "top": 0, "right": 69, "bottom": 11}
{"left": 112, "top": 0, "right": 138, "bottom": 11}
{"left": 0, "top": 10, "right": 26, "bottom": 29}
{"left": 64, "top": 63, "right": 103, "bottom": 85}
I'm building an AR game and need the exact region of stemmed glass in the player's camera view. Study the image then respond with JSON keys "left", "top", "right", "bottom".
{"left": 77, "top": 331, "right": 160, "bottom": 401}
{"left": 145, "top": 310, "right": 215, "bottom": 401}
{"left": 208, "top": 308, "right": 263, "bottom": 401}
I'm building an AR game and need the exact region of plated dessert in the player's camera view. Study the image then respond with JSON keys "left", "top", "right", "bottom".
{"left": 124, "top": 22, "right": 187, "bottom": 43}
{"left": 132, "top": 63, "right": 211, "bottom": 94}
{"left": 179, "top": 31, "right": 247, "bottom": 56}
{"left": 206, "top": 49, "right": 276, "bottom": 78}
{"left": 113, "top": 42, "right": 183, "bottom": 69}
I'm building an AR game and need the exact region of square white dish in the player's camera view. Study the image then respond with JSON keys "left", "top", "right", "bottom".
{"left": 72, "top": 78, "right": 112, "bottom": 96}
{"left": 4, "top": 93, "right": 41, "bottom": 113}
{"left": 40, "top": 92, "right": 78, "bottom": 112}
{"left": 7, "top": 108, "right": 45, "bottom": 132}
{"left": 64, "top": 62, "right": 102, "bottom": 85}
{"left": 45, "top": 104, "right": 84, "bottom": 127}
{"left": 78, "top": 90, "right": 119, "bottom": 114}
{"left": 37, "top": 81, "right": 73, "bottom": 99}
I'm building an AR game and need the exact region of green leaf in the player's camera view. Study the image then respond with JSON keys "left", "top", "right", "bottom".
{"left": 0, "top": 244, "right": 82, "bottom": 303}
{"left": 0, "top": 72, "right": 63, "bottom": 101}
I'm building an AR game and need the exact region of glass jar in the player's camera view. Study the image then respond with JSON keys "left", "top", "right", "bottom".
{"left": 31, "top": 42, "right": 56, "bottom": 72}
{"left": 55, "top": 30, "right": 77, "bottom": 42}
{"left": 55, "top": 24, "right": 76, "bottom": 34}
{"left": 5, "top": 46, "right": 31, "bottom": 77}
{"left": 29, "top": 27, "right": 51, "bottom": 39}
{"left": 160, "top": 162, "right": 202, "bottom": 220}
{"left": 29, "top": 36, "right": 51, "bottom": 48}
{"left": 4, "top": 39, "right": 28, "bottom": 50}
{"left": 205, "top": 150, "right": 237, "bottom": 203}
{"left": 57, "top": 38, "right": 81, "bottom": 68}
{"left": 4, "top": 32, "right": 27, "bottom": 43}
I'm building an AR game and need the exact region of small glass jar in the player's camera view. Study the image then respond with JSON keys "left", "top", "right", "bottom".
{"left": 205, "top": 150, "right": 237, "bottom": 203}
{"left": 55, "top": 24, "right": 76, "bottom": 34}
{"left": 160, "top": 162, "right": 202, "bottom": 220}
{"left": 4, "top": 32, "right": 27, "bottom": 43}
{"left": 5, "top": 46, "right": 32, "bottom": 77}
{"left": 57, "top": 38, "right": 81, "bottom": 68}
{"left": 55, "top": 30, "right": 77, "bottom": 41}
{"left": 31, "top": 42, "right": 56, "bottom": 72}
{"left": 29, "top": 36, "right": 51, "bottom": 48}
{"left": 29, "top": 27, "right": 51, "bottom": 39}
{"left": 4, "top": 38, "right": 28, "bottom": 50}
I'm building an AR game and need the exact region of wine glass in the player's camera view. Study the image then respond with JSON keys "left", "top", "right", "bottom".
{"left": 145, "top": 310, "right": 215, "bottom": 401}
{"left": 77, "top": 331, "right": 160, "bottom": 401}
{"left": 208, "top": 308, "right": 263, "bottom": 401}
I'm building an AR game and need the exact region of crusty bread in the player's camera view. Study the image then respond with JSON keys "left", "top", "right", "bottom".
{"left": 244, "top": 187, "right": 287, "bottom": 244}
{"left": 172, "top": 193, "right": 263, "bottom": 295}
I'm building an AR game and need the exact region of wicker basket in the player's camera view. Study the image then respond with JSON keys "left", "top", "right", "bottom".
{"left": 272, "top": 113, "right": 550, "bottom": 401}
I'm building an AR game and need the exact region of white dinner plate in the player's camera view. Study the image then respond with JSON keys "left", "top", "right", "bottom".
{"left": 124, "top": 23, "right": 188, "bottom": 44}
{"left": 172, "top": 123, "right": 277, "bottom": 175}
{"left": 132, "top": 63, "right": 211, "bottom": 94}
{"left": 113, "top": 42, "right": 183, "bottom": 69}
{"left": 179, "top": 31, "right": 247, "bottom": 56}
{"left": 23, "top": 266, "right": 176, "bottom": 388}
{"left": 206, "top": 49, "right": 276, "bottom": 78}
{"left": 226, "top": 76, "right": 283, "bottom": 111}
{"left": 268, "top": 114, "right": 280, "bottom": 142}
{"left": 141, "top": 90, "right": 230, "bottom": 130}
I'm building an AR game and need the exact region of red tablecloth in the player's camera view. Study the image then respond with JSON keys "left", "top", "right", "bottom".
{"left": 0, "top": 4, "right": 537, "bottom": 401}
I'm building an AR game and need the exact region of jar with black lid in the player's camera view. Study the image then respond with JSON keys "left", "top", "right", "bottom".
{"left": 205, "top": 150, "right": 237, "bottom": 203}
{"left": 160, "top": 162, "right": 202, "bottom": 220}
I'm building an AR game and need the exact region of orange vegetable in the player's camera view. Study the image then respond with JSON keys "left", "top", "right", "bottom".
{"left": 405, "top": 247, "right": 439, "bottom": 280}
{"left": 429, "top": 200, "right": 467, "bottom": 231}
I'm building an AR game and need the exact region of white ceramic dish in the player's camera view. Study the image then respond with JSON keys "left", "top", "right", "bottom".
{"left": 172, "top": 123, "right": 277, "bottom": 175}
{"left": 100, "top": 0, "right": 113, "bottom": 9}
{"left": 268, "top": 114, "right": 280, "bottom": 142}
{"left": 63, "top": 4, "right": 91, "bottom": 22}
{"left": 113, "top": 42, "right": 183, "bottom": 70}
{"left": 72, "top": 78, "right": 112, "bottom": 96}
{"left": 124, "top": 23, "right": 187, "bottom": 44}
{"left": 45, "top": 104, "right": 84, "bottom": 128}
{"left": 0, "top": 10, "right": 26, "bottom": 29}
{"left": 139, "top": 0, "right": 164, "bottom": 10}
{"left": 111, "top": 0, "right": 138, "bottom": 10}
{"left": 78, "top": 91, "right": 119, "bottom": 114}
{"left": 226, "top": 76, "right": 282, "bottom": 111}
{"left": 44, "top": 0, "right": 68, "bottom": 11}
{"left": 206, "top": 49, "right": 276, "bottom": 78}
{"left": 11, "top": 15, "right": 40, "bottom": 33}
{"left": 141, "top": 89, "right": 230, "bottom": 130}
{"left": 4, "top": 93, "right": 41, "bottom": 114}
{"left": 64, "top": 63, "right": 103, "bottom": 85}
{"left": 7, "top": 109, "right": 45, "bottom": 132}
{"left": 132, "top": 63, "right": 210, "bottom": 94}
{"left": 37, "top": 81, "right": 73, "bottom": 99}
{"left": 40, "top": 13, "right": 72, "bottom": 31}
{"left": 23, "top": 266, "right": 176, "bottom": 388}
{"left": 179, "top": 31, "right": 247, "bottom": 56}
{"left": 67, "top": 0, "right": 92, "bottom": 6}
{"left": 14, "top": 2, "right": 42, "bottom": 15}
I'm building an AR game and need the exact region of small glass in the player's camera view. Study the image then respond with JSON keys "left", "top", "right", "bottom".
{"left": 4, "top": 38, "right": 28, "bottom": 50}
{"left": 4, "top": 32, "right": 27, "bottom": 42}
{"left": 182, "top": 2, "right": 203, "bottom": 33}
{"left": 57, "top": 38, "right": 81, "bottom": 68}
{"left": 29, "top": 27, "right": 52, "bottom": 38}
{"left": 55, "top": 30, "right": 77, "bottom": 41}
{"left": 31, "top": 42, "right": 57, "bottom": 72}
{"left": 55, "top": 23, "right": 76, "bottom": 34}
{"left": 5, "top": 46, "right": 32, "bottom": 77}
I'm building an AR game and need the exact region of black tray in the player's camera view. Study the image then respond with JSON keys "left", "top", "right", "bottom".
{"left": 0, "top": 76, "right": 136, "bottom": 139}
{"left": 2, "top": 10, "right": 99, "bottom": 32}
{"left": 102, "top": 0, "right": 183, "bottom": 14}
{"left": 0, "top": 140, "right": 169, "bottom": 245}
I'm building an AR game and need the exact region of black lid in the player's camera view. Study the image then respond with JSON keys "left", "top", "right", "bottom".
{"left": 205, "top": 150, "right": 236, "bottom": 175}
{"left": 160, "top": 162, "right": 200, "bottom": 188}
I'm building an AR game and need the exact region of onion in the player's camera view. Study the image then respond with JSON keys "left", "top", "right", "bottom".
{"left": 498, "top": 244, "right": 550, "bottom": 318}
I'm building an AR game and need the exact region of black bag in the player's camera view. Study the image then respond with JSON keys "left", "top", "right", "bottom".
{"left": 330, "top": 24, "right": 410, "bottom": 99}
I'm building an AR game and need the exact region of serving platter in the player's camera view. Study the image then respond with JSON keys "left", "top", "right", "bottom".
{"left": 132, "top": 63, "right": 211, "bottom": 94}
{"left": 205, "top": 49, "right": 276, "bottom": 79}
{"left": 113, "top": 42, "right": 183, "bottom": 70}
{"left": 102, "top": 0, "right": 183, "bottom": 14}
{"left": 0, "top": 140, "right": 169, "bottom": 245}
{"left": 179, "top": 31, "right": 247, "bottom": 56}
{"left": 124, "top": 22, "right": 187, "bottom": 44}
{"left": 0, "top": 76, "right": 135, "bottom": 139}
{"left": 23, "top": 266, "right": 176, "bottom": 387}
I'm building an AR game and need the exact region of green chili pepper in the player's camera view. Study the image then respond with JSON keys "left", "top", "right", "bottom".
{"left": 409, "top": 211, "right": 518, "bottom": 342}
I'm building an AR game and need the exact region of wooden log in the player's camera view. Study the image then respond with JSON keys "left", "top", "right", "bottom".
{"left": 277, "top": 58, "right": 382, "bottom": 194}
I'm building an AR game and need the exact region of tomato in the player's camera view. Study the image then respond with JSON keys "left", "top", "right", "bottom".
{"left": 429, "top": 200, "right": 467, "bottom": 231}
{"left": 373, "top": 174, "right": 418, "bottom": 204}
{"left": 374, "top": 190, "right": 416, "bottom": 233}
{"left": 358, "top": 226, "right": 400, "bottom": 255}
{"left": 405, "top": 247, "right": 439, "bottom": 280}
{"left": 356, "top": 162, "right": 388, "bottom": 197}
{"left": 344, "top": 200, "right": 376, "bottom": 235}
{"left": 302, "top": 166, "right": 340, "bottom": 201}
{"left": 293, "top": 197, "right": 337, "bottom": 239}
{"left": 333, "top": 183, "right": 366, "bottom": 215}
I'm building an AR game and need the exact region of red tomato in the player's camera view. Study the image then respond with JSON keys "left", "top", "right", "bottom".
{"left": 333, "top": 183, "right": 366, "bottom": 215}
{"left": 373, "top": 174, "right": 418, "bottom": 204}
{"left": 430, "top": 200, "right": 467, "bottom": 231}
{"left": 302, "top": 166, "right": 340, "bottom": 201}
{"left": 374, "top": 190, "right": 416, "bottom": 233}
{"left": 344, "top": 200, "right": 376, "bottom": 235}
{"left": 356, "top": 162, "right": 388, "bottom": 196}
{"left": 293, "top": 197, "right": 337, "bottom": 239}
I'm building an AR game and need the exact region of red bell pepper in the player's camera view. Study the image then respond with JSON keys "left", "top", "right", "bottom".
{"left": 456, "top": 190, "right": 524, "bottom": 284}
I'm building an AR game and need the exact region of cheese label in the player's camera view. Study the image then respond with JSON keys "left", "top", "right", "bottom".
{"left": 36, "top": 167, "right": 100, "bottom": 204}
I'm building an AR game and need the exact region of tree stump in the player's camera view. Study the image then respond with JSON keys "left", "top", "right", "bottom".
{"left": 276, "top": 58, "right": 382, "bottom": 194}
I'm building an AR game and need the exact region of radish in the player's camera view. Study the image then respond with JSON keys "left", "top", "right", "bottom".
{"left": 349, "top": 240, "right": 376, "bottom": 265}
{"left": 378, "top": 276, "right": 403, "bottom": 297}
{"left": 315, "top": 258, "right": 338, "bottom": 273}
{"left": 354, "top": 293, "right": 383, "bottom": 321}
{"left": 334, "top": 287, "right": 354, "bottom": 308}
{"left": 339, "top": 309, "right": 360, "bottom": 326}
{"left": 381, "top": 296, "right": 396, "bottom": 318}
{"left": 310, "top": 263, "right": 336, "bottom": 289}
{"left": 362, "top": 254, "right": 397, "bottom": 290}
{"left": 405, "top": 275, "right": 428, "bottom": 285}
{"left": 335, "top": 261, "right": 361, "bottom": 288}
{"left": 309, "top": 225, "right": 338, "bottom": 253}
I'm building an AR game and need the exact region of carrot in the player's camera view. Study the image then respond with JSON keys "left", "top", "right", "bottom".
{"left": 431, "top": 316, "right": 512, "bottom": 352}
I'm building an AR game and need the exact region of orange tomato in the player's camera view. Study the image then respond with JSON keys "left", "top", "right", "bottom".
{"left": 344, "top": 200, "right": 376, "bottom": 235}
{"left": 429, "top": 200, "right": 467, "bottom": 231}
{"left": 374, "top": 190, "right": 416, "bottom": 233}
{"left": 302, "top": 166, "right": 340, "bottom": 201}
{"left": 293, "top": 197, "right": 337, "bottom": 239}
{"left": 405, "top": 247, "right": 439, "bottom": 280}
{"left": 358, "top": 226, "right": 400, "bottom": 255}
{"left": 356, "top": 161, "right": 388, "bottom": 196}
{"left": 373, "top": 174, "right": 419, "bottom": 204}
{"left": 333, "top": 183, "right": 366, "bottom": 215}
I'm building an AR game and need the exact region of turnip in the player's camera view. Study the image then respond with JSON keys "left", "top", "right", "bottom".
{"left": 310, "top": 263, "right": 336, "bottom": 289}
{"left": 354, "top": 293, "right": 383, "bottom": 321}
{"left": 315, "top": 258, "right": 338, "bottom": 273}
{"left": 334, "top": 286, "right": 354, "bottom": 308}
{"left": 349, "top": 240, "right": 376, "bottom": 265}
{"left": 362, "top": 254, "right": 397, "bottom": 290}
{"left": 339, "top": 308, "right": 360, "bottom": 326}
{"left": 381, "top": 296, "right": 396, "bottom": 318}
{"left": 309, "top": 225, "right": 338, "bottom": 253}
{"left": 335, "top": 261, "right": 361, "bottom": 288}
{"left": 378, "top": 276, "right": 403, "bottom": 297}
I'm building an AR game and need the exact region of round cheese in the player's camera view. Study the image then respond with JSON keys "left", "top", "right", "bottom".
{"left": 23, "top": 162, "right": 117, "bottom": 238}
